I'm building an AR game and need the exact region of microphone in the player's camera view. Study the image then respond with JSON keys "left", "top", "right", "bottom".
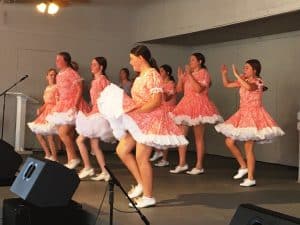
{"left": 19, "top": 75, "right": 29, "bottom": 82}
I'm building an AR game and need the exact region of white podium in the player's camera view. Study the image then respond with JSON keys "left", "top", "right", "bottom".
{"left": 7, "top": 92, "right": 39, "bottom": 153}
{"left": 298, "top": 111, "right": 300, "bottom": 183}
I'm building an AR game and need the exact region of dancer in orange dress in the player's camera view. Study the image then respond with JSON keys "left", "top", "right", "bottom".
{"left": 150, "top": 64, "right": 177, "bottom": 167}
{"left": 28, "top": 68, "right": 58, "bottom": 161}
{"left": 170, "top": 53, "right": 223, "bottom": 175}
{"left": 76, "top": 57, "right": 114, "bottom": 181}
{"left": 98, "top": 45, "right": 188, "bottom": 208}
{"left": 215, "top": 59, "right": 284, "bottom": 187}
{"left": 47, "top": 52, "right": 90, "bottom": 169}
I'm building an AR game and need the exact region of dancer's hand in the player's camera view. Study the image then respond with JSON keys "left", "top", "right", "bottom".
{"left": 220, "top": 64, "right": 228, "bottom": 76}
{"left": 177, "top": 66, "right": 184, "bottom": 80}
{"left": 185, "top": 64, "right": 192, "bottom": 75}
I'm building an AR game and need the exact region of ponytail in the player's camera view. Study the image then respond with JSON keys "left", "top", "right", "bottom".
{"left": 131, "top": 45, "right": 159, "bottom": 71}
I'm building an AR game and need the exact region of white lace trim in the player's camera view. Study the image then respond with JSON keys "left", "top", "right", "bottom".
{"left": 122, "top": 114, "right": 188, "bottom": 149}
{"left": 46, "top": 109, "right": 77, "bottom": 125}
{"left": 27, "top": 122, "right": 58, "bottom": 135}
{"left": 215, "top": 123, "right": 285, "bottom": 143}
{"left": 150, "top": 87, "right": 163, "bottom": 94}
{"left": 170, "top": 113, "right": 224, "bottom": 126}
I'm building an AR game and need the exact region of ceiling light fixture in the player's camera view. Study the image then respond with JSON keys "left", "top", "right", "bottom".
{"left": 36, "top": 1, "right": 60, "bottom": 15}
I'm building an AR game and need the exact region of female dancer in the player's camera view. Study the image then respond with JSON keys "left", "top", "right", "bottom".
{"left": 76, "top": 57, "right": 114, "bottom": 181}
{"left": 150, "top": 64, "right": 177, "bottom": 167}
{"left": 98, "top": 45, "right": 188, "bottom": 208}
{"left": 28, "top": 68, "right": 58, "bottom": 161}
{"left": 170, "top": 53, "right": 223, "bottom": 175}
{"left": 47, "top": 52, "right": 90, "bottom": 169}
{"left": 215, "top": 60, "right": 284, "bottom": 186}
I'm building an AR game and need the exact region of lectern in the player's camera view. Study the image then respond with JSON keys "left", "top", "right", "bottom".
{"left": 6, "top": 92, "right": 39, "bottom": 153}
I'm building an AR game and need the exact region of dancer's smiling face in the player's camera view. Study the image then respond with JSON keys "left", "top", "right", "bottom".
{"left": 189, "top": 55, "right": 201, "bottom": 71}
{"left": 243, "top": 63, "right": 256, "bottom": 78}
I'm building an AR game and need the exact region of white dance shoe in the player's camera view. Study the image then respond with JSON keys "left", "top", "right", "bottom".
{"left": 78, "top": 168, "right": 95, "bottom": 179}
{"left": 154, "top": 160, "right": 170, "bottom": 167}
{"left": 91, "top": 172, "right": 110, "bottom": 181}
{"left": 128, "top": 183, "right": 143, "bottom": 199}
{"left": 170, "top": 164, "right": 188, "bottom": 174}
{"left": 233, "top": 168, "right": 248, "bottom": 179}
{"left": 129, "top": 196, "right": 156, "bottom": 208}
{"left": 150, "top": 151, "right": 163, "bottom": 162}
{"left": 186, "top": 168, "right": 204, "bottom": 175}
{"left": 64, "top": 158, "right": 81, "bottom": 169}
{"left": 240, "top": 178, "right": 256, "bottom": 187}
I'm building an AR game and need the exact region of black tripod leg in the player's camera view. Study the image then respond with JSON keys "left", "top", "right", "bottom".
{"left": 108, "top": 179, "right": 114, "bottom": 225}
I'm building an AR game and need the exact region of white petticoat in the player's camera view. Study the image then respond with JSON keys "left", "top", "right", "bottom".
{"left": 27, "top": 122, "right": 58, "bottom": 135}
{"left": 46, "top": 109, "right": 77, "bottom": 125}
{"left": 122, "top": 114, "right": 188, "bottom": 149}
{"left": 215, "top": 123, "right": 285, "bottom": 144}
{"left": 75, "top": 111, "right": 115, "bottom": 142}
{"left": 170, "top": 113, "right": 224, "bottom": 126}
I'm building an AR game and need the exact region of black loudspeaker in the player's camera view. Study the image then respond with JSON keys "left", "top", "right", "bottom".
{"left": 0, "top": 140, "right": 22, "bottom": 185}
{"left": 10, "top": 157, "right": 80, "bottom": 207}
{"left": 230, "top": 204, "right": 300, "bottom": 225}
{"left": 3, "top": 198, "right": 85, "bottom": 225}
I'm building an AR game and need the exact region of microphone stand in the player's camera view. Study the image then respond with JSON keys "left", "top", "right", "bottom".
{"left": 104, "top": 165, "right": 150, "bottom": 225}
{"left": 0, "top": 76, "right": 28, "bottom": 140}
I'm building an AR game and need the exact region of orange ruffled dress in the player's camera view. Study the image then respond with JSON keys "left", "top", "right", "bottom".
{"left": 215, "top": 77, "right": 284, "bottom": 143}
{"left": 28, "top": 85, "right": 58, "bottom": 135}
{"left": 170, "top": 69, "right": 223, "bottom": 126}
{"left": 75, "top": 75, "right": 114, "bottom": 141}
{"left": 46, "top": 68, "right": 90, "bottom": 125}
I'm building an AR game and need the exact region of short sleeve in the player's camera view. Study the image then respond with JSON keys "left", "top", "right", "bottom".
{"left": 255, "top": 78, "right": 264, "bottom": 90}
{"left": 69, "top": 69, "right": 83, "bottom": 85}
{"left": 146, "top": 69, "right": 163, "bottom": 94}
{"left": 194, "top": 69, "right": 211, "bottom": 87}
{"left": 95, "top": 75, "right": 110, "bottom": 93}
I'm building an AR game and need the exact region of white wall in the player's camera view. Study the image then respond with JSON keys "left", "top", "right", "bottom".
{"left": 0, "top": 3, "right": 136, "bottom": 148}
{"left": 133, "top": 0, "right": 300, "bottom": 42}
{"left": 191, "top": 31, "right": 300, "bottom": 166}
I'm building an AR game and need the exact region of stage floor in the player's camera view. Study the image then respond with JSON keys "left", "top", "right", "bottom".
{"left": 1, "top": 151, "right": 299, "bottom": 225}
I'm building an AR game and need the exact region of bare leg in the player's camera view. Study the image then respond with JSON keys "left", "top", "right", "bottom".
{"left": 36, "top": 134, "right": 51, "bottom": 158}
{"left": 47, "top": 135, "right": 57, "bottom": 161}
{"left": 58, "top": 125, "right": 78, "bottom": 163}
{"left": 193, "top": 124, "right": 205, "bottom": 169}
{"left": 225, "top": 137, "right": 247, "bottom": 168}
{"left": 55, "top": 135, "right": 63, "bottom": 151}
{"left": 76, "top": 135, "right": 91, "bottom": 168}
{"left": 116, "top": 133, "right": 142, "bottom": 184}
{"left": 136, "top": 143, "right": 153, "bottom": 197}
{"left": 178, "top": 125, "right": 189, "bottom": 166}
{"left": 162, "top": 149, "right": 168, "bottom": 161}
{"left": 244, "top": 141, "right": 255, "bottom": 180}
{"left": 90, "top": 138, "right": 106, "bottom": 172}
